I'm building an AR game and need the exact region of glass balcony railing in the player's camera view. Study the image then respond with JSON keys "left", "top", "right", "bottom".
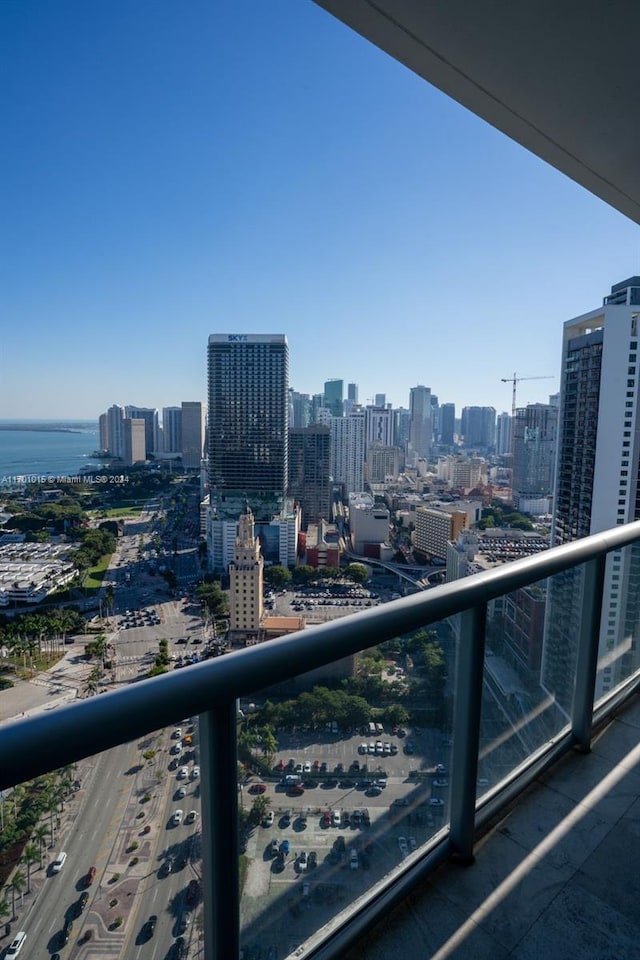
{"left": 2, "top": 521, "right": 640, "bottom": 960}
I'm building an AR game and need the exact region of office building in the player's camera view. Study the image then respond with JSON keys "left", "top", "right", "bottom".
{"left": 181, "top": 401, "right": 205, "bottom": 469}
{"left": 409, "top": 385, "right": 432, "bottom": 459}
{"left": 122, "top": 418, "right": 146, "bottom": 466}
{"left": 365, "top": 405, "right": 395, "bottom": 449}
{"left": 512, "top": 403, "right": 558, "bottom": 514}
{"left": 440, "top": 403, "right": 455, "bottom": 446}
{"left": 542, "top": 277, "right": 640, "bottom": 712}
{"left": 98, "top": 413, "right": 109, "bottom": 454}
{"left": 288, "top": 425, "right": 331, "bottom": 528}
{"left": 374, "top": 393, "right": 386, "bottom": 407}
{"left": 162, "top": 407, "right": 182, "bottom": 455}
{"left": 461, "top": 406, "right": 496, "bottom": 448}
{"left": 413, "top": 506, "right": 468, "bottom": 561}
{"left": 366, "top": 442, "right": 401, "bottom": 482}
{"left": 324, "top": 379, "right": 344, "bottom": 418}
{"left": 207, "top": 334, "right": 288, "bottom": 523}
{"left": 106, "top": 404, "right": 125, "bottom": 459}
{"left": 289, "top": 390, "right": 312, "bottom": 428}
{"left": 347, "top": 383, "right": 358, "bottom": 403}
{"left": 495, "top": 411, "right": 512, "bottom": 457}
{"left": 330, "top": 410, "right": 366, "bottom": 497}
{"left": 125, "top": 406, "right": 159, "bottom": 455}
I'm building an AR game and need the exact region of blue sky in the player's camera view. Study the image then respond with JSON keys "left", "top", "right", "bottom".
{"left": 1, "top": 0, "right": 638, "bottom": 420}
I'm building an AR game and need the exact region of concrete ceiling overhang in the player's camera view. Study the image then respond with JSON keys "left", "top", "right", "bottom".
{"left": 314, "top": 0, "right": 640, "bottom": 224}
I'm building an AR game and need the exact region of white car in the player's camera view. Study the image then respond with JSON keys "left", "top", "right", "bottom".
{"left": 171, "top": 742, "right": 182, "bottom": 754}
{"left": 398, "top": 836, "right": 408, "bottom": 856}
{"left": 191, "top": 766, "right": 200, "bottom": 780}
{"left": 350, "top": 849, "right": 359, "bottom": 870}
{"left": 262, "top": 810, "right": 274, "bottom": 827}
{"left": 331, "top": 809, "right": 341, "bottom": 827}
{"left": 178, "top": 767, "right": 189, "bottom": 780}
{"left": 298, "top": 850, "right": 308, "bottom": 871}
{"left": 172, "top": 809, "right": 183, "bottom": 825}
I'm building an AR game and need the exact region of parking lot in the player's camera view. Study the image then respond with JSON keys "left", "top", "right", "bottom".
{"left": 239, "top": 724, "right": 449, "bottom": 954}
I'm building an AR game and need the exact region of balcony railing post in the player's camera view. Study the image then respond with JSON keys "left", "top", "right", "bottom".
{"left": 572, "top": 554, "right": 607, "bottom": 752}
{"left": 449, "top": 603, "right": 487, "bottom": 865}
{"left": 200, "top": 702, "right": 239, "bottom": 960}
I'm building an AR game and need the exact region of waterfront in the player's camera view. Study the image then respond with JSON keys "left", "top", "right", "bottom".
{"left": 0, "top": 420, "right": 101, "bottom": 483}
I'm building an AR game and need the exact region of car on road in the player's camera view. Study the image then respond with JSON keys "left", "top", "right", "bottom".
{"left": 76, "top": 891, "right": 89, "bottom": 915}
{"left": 398, "top": 836, "right": 409, "bottom": 856}
{"left": 159, "top": 858, "right": 172, "bottom": 877}
{"left": 172, "top": 809, "right": 184, "bottom": 825}
{"left": 142, "top": 915, "right": 157, "bottom": 940}
{"left": 171, "top": 741, "right": 182, "bottom": 754}
{"left": 173, "top": 728, "right": 182, "bottom": 739}
{"left": 191, "top": 766, "right": 200, "bottom": 779}
{"left": 85, "top": 865, "right": 96, "bottom": 886}
{"left": 176, "top": 786, "right": 186, "bottom": 799}
{"left": 186, "top": 879, "right": 200, "bottom": 904}
{"left": 429, "top": 797, "right": 445, "bottom": 807}
{"left": 5, "top": 931, "right": 26, "bottom": 958}
{"left": 173, "top": 937, "right": 187, "bottom": 959}
{"left": 178, "top": 766, "right": 189, "bottom": 780}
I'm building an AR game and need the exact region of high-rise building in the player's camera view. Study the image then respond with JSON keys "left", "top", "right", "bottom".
{"left": 374, "top": 393, "right": 386, "bottom": 407}
{"left": 331, "top": 410, "right": 366, "bottom": 497}
{"left": 440, "top": 403, "right": 455, "bottom": 446}
{"left": 495, "top": 411, "right": 512, "bottom": 457}
{"left": 181, "top": 401, "right": 205, "bottom": 469}
{"left": 125, "top": 406, "right": 159, "bottom": 455}
{"left": 409, "top": 385, "right": 432, "bottom": 459}
{"left": 207, "top": 334, "right": 288, "bottom": 522}
{"left": 413, "top": 507, "right": 468, "bottom": 561}
{"left": 347, "top": 383, "right": 358, "bottom": 403}
{"left": 365, "top": 405, "right": 395, "bottom": 449}
{"left": 324, "top": 379, "right": 344, "bottom": 418}
{"left": 288, "top": 425, "right": 331, "bottom": 528}
{"left": 162, "top": 407, "right": 182, "bottom": 454}
{"left": 122, "top": 418, "right": 146, "bottom": 466}
{"left": 106, "top": 405, "right": 125, "bottom": 459}
{"left": 366, "top": 442, "right": 401, "bottom": 482}
{"left": 289, "top": 390, "right": 312, "bottom": 428}
{"left": 512, "top": 404, "right": 557, "bottom": 513}
{"left": 542, "top": 277, "right": 640, "bottom": 712}
{"left": 229, "top": 504, "right": 263, "bottom": 637}
{"left": 98, "top": 413, "right": 109, "bottom": 453}
{"left": 461, "top": 406, "right": 496, "bottom": 448}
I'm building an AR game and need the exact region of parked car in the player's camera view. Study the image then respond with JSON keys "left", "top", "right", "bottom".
{"left": 298, "top": 850, "right": 308, "bottom": 871}
{"left": 142, "top": 915, "right": 157, "bottom": 940}
{"left": 172, "top": 809, "right": 183, "bottom": 825}
{"left": 350, "top": 849, "right": 359, "bottom": 869}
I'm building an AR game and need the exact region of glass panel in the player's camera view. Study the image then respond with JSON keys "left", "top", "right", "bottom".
{"left": 477, "top": 566, "right": 579, "bottom": 794}
{"left": 0, "top": 725, "right": 202, "bottom": 958}
{"left": 594, "top": 543, "right": 640, "bottom": 706}
{"left": 238, "top": 597, "right": 455, "bottom": 958}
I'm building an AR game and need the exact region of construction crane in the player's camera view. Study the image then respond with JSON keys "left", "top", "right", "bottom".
{"left": 501, "top": 373, "right": 555, "bottom": 420}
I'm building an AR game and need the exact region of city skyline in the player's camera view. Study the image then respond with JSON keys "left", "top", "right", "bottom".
{"left": 2, "top": 1, "right": 639, "bottom": 421}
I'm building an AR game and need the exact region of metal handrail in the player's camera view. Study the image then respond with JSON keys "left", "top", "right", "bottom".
{"left": 2, "top": 520, "right": 640, "bottom": 960}
{"left": 1, "top": 519, "right": 640, "bottom": 789}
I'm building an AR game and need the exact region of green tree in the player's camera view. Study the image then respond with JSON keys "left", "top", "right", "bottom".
{"left": 263, "top": 566, "right": 291, "bottom": 589}
{"left": 345, "top": 562, "right": 369, "bottom": 583}
{"left": 291, "top": 565, "right": 315, "bottom": 585}
{"left": 249, "top": 794, "right": 271, "bottom": 825}
{"left": 9, "top": 869, "right": 26, "bottom": 919}
{"left": 197, "top": 581, "right": 228, "bottom": 618}
{"left": 21, "top": 843, "right": 39, "bottom": 893}
{"left": 32, "top": 823, "right": 50, "bottom": 865}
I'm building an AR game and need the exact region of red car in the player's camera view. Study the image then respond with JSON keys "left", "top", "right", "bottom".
{"left": 288, "top": 784, "right": 304, "bottom": 796}
{"left": 321, "top": 811, "right": 331, "bottom": 827}
{"left": 249, "top": 783, "right": 266, "bottom": 795}
{"left": 86, "top": 866, "right": 96, "bottom": 886}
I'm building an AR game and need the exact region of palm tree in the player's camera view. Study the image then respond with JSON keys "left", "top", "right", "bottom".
{"left": 21, "top": 843, "right": 39, "bottom": 893}
{"left": 0, "top": 897, "right": 10, "bottom": 932}
{"left": 32, "top": 823, "right": 50, "bottom": 865}
{"left": 9, "top": 870, "right": 26, "bottom": 919}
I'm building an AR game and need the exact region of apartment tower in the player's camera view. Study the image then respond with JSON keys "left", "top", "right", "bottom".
{"left": 542, "top": 277, "right": 640, "bottom": 712}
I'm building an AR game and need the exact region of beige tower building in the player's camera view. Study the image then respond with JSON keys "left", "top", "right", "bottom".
{"left": 229, "top": 505, "right": 264, "bottom": 638}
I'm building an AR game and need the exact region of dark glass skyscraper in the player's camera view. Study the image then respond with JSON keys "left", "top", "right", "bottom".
{"left": 207, "top": 334, "right": 289, "bottom": 521}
